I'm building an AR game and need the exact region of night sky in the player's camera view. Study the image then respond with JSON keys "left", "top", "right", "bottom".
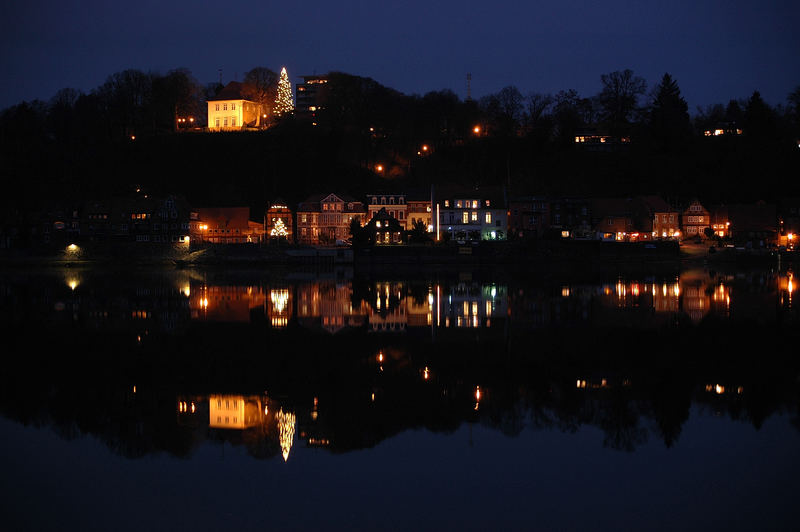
{"left": 3, "top": 0, "right": 798, "bottom": 111}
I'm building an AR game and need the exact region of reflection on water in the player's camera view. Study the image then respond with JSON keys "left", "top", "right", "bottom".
{"left": 0, "top": 266, "right": 798, "bottom": 465}
{"left": 8, "top": 268, "right": 794, "bottom": 335}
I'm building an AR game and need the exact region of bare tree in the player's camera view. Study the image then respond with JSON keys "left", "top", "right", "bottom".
{"left": 597, "top": 69, "right": 646, "bottom": 134}
{"left": 243, "top": 67, "right": 278, "bottom": 126}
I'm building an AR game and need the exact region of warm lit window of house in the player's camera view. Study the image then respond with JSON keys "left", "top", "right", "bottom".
{"left": 224, "top": 118, "right": 228, "bottom": 126}
{"left": 215, "top": 104, "right": 219, "bottom": 111}
{"left": 444, "top": 200, "right": 449, "bottom": 207}
{"left": 456, "top": 200, "right": 463, "bottom": 208}
{"left": 215, "top": 118, "right": 220, "bottom": 127}
{"left": 462, "top": 212, "right": 469, "bottom": 223}
{"left": 485, "top": 213, "right": 492, "bottom": 224}
{"left": 231, "top": 103, "right": 235, "bottom": 110}
{"left": 231, "top": 117, "right": 236, "bottom": 127}
{"left": 223, "top": 103, "right": 227, "bottom": 110}
{"left": 471, "top": 212, "right": 478, "bottom": 222}
{"left": 472, "top": 200, "right": 478, "bottom": 209}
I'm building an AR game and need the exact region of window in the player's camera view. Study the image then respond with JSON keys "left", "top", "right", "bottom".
{"left": 485, "top": 200, "right": 491, "bottom": 207}
{"left": 223, "top": 103, "right": 228, "bottom": 111}
{"left": 456, "top": 200, "right": 463, "bottom": 208}
{"left": 381, "top": 197, "right": 386, "bottom": 205}
{"left": 471, "top": 211, "right": 478, "bottom": 222}
{"left": 231, "top": 103, "right": 236, "bottom": 110}
{"left": 223, "top": 117, "right": 228, "bottom": 126}
{"left": 399, "top": 212, "right": 404, "bottom": 220}
{"left": 444, "top": 200, "right": 449, "bottom": 207}
{"left": 215, "top": 104, "right": 219, "bottom": 111}
{"left": 472, "top": 200, "right": 478, "bottom": 209}
{"left": 301, "top": 214, "right": 307, "bottom": 223}
{"left": 323, "top": 204, "right": 328, "bottom": 211}
{"left": 462, "top": 212, "right": 469, "bottom": 223}
{"left": 669, "top": 214, "right": 674, "bottom": 222}
{"left": 372, "top": 197, "right": 377, "bottom": 204}
{"left": 389, "top": 197, "right": 395, "bottom": 205}
{"left": 399, "top": 197, "right": 404, "bottom": 204}
{"left": 231, "top": 117, "right": 236, "bottom": 127}
{"left": 485, "top": 213, "right": 492, "bottom": 224}
{"left": 215, "top": 118, "right": 220, "bottom": 127}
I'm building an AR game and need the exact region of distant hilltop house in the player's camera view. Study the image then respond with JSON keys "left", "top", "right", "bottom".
{"left": 295, "top": 74, "right": 329, "bottom": 124}
{"left": 207, "top": 81, "right": 262, "bottom": 131}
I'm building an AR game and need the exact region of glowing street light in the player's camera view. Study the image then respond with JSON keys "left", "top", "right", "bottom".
{"left": 473, "top": 125, "right": 481, "bottom": 135}
{"left": 375, "top": 164, "right": 384, "bottom": 173}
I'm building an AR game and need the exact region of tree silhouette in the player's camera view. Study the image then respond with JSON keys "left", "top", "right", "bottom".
{"left": 597, "top": 69, "right": 646, "bottom": 137}
{"left": 648, "top": 73, "right": 691, "bottom": 150}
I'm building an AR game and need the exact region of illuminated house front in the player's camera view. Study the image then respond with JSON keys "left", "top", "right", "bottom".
{"left": 207, "top": 81, "right": 261, "bottom": 130}
{"left": 682, "top": 200, "right": 711, "bottom": 239}
{"left": 266, "top": 202, "right": 293, "bottom": 241}
{"left": 296, "top": 193, "right": 365, "bottom": 245}
{"left": 433, "top": 186, "right": 508, "bottom": 242}
{"left": 191, "top": 207, "right": 263, "bottom": 244}
{"left": 367, "top": 194, "right": 407, "bottom": 228}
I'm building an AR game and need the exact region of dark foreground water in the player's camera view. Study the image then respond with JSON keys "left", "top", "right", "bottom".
{"left": 1, "top": 266, "right": 798, "bottom": 531}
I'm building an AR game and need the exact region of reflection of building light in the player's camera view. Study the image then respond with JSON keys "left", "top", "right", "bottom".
{"left": 201, "top": 298, "right": 209, "bottom": 309}
{"left": 67, "top": 278, "right": 79, "bottom": 291}
{"left": 270, "top": 289, "right": 289, "bottom": 314}
{"left": 276, "top": 409, "right": 296, "bottom": 462}
{"left": 562, "top": 287, "right": 570, "bottom": 297}
{"left": 371, "top": 392, "right": 375, "bottom": 402}
{"left": 377, "top": 352, "right": 384, "bottom": 363}
{"left": 423, "top": 367, "right": 430, "bottom": 380}
{"left": 715, "top": 384, "right": 725, "bottom": 394}
{"left": 182, "top": 284, "right": 191, "bottom": 297}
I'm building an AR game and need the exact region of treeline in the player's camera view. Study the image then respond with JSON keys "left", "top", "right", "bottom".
{"left": 1, "top": 67, "right": 799, "bottom": 211}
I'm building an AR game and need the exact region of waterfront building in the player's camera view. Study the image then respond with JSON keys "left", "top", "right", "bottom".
{"left": 681, "top": 200, "right": 711, "bottom": 239}
{"left": 432, "top": 185, "right": 508, "bottom": 242}
{"left": 296, "top": 193, "right": 365, "bottom": 245}
{"left": 191, "top": 207, "right": 263, "bottom": 244}
{"left": 366, "top": 193, "right": 407, "bottom": 228}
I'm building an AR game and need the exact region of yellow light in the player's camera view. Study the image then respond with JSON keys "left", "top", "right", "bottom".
{"left": 375, "top": 164, "right": 384, "bottom": 172}
{"left": 378, "top": 352, "right": 384, "bottom": 363}
{"left": 130, "top": 135, "right": 136, "bottom": 140}
{"left": 475, "top": 386, "right": 481, "bottom": 401}
{"left": 423, "top": 367, "right": 430, "bottom": 380}
{"left": 715, "top": 384, "right": 725, "bottom": 394}
{"left": 788, "top": 233, "right": 795, "bottom": 241}
{"left": 473, "top": 125, "right": 481, "bottom": 134}
{"left": 276, "top": 409, "right": 296, "bottom": 462}
{"left": 422, "top": 144, "right": 429, "bottom": 152}
{"left": 67, "top": 243, "right": 78, "bottom": 251}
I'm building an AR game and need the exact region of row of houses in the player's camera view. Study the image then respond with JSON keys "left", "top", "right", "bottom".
{"left": 6, "top": 187, "right": 799, "bottom": 250}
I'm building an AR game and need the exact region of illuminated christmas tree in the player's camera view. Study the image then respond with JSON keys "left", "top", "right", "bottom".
{"left": 270, "top": 217, "right": 288, "bottom": 237}
{"left": 274, "top": 67, "right": 294, "bottom": 116}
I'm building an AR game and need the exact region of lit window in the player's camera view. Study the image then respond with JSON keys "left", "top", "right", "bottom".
{"left": 223, "top": 103, "right": 227, "bottom": 111}
{"left": 223, "top": 117, "right": 228, "bottom": 126}
{"left": 444, "top": 200, "right": 449, "bottom": 207}
{"left": 471, "top": 211, "right": 478, "bottom": 222}
{"left": 231, "top": 103, "right": 235, "bottom": 110}
{"left": 215, "top": 118, "right": 220, "bottom": 127}
{"left": 485, "top": 213, "right": 492, "bottom": 224}
{"left": 231, "top": 117, "right": 236, "bottom": 127}
{"left": 456, "top": 200, "right": 462, "bottom": 208}
{"left": 462, "top": 212, "right": 469, "bottom": 223}
{"left": 215, "top": 104, "right": 219, "bottom": 111}
{"left": 472, "top": 200, "right": 478, "bottom": 209}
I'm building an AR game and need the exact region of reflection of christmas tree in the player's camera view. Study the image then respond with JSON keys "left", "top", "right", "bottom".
{"left": 274, "top": 67, "right": 294, "bottom": 116}
{"left": 271, "top": 218, "right": 288, "bottom": 237}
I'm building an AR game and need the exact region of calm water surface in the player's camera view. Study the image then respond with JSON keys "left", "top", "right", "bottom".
{"left": 1, "top": 266, "right": 798, "bottom": 531}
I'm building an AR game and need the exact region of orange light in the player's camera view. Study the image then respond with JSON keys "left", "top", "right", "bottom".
{"left": 473, "top": 125, "right": 481, "bottom": 134}
{"left": 375, "top": 164, "right": 384, "bottom": 172}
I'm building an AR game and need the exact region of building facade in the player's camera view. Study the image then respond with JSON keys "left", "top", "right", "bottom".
{"left": 296, "top": 193, "right": 365, "bottom": 245}
{"left": 207, "top": 82, "right": 261, "bottom": 130}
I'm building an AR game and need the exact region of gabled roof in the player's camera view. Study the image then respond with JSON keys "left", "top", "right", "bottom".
{"left": 207, "top": 81, "right": 254, "bottom": 102}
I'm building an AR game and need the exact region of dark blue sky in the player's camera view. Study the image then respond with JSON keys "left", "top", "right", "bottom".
{"left": 3, "top": 0, "right": 798, "bottom": 111}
